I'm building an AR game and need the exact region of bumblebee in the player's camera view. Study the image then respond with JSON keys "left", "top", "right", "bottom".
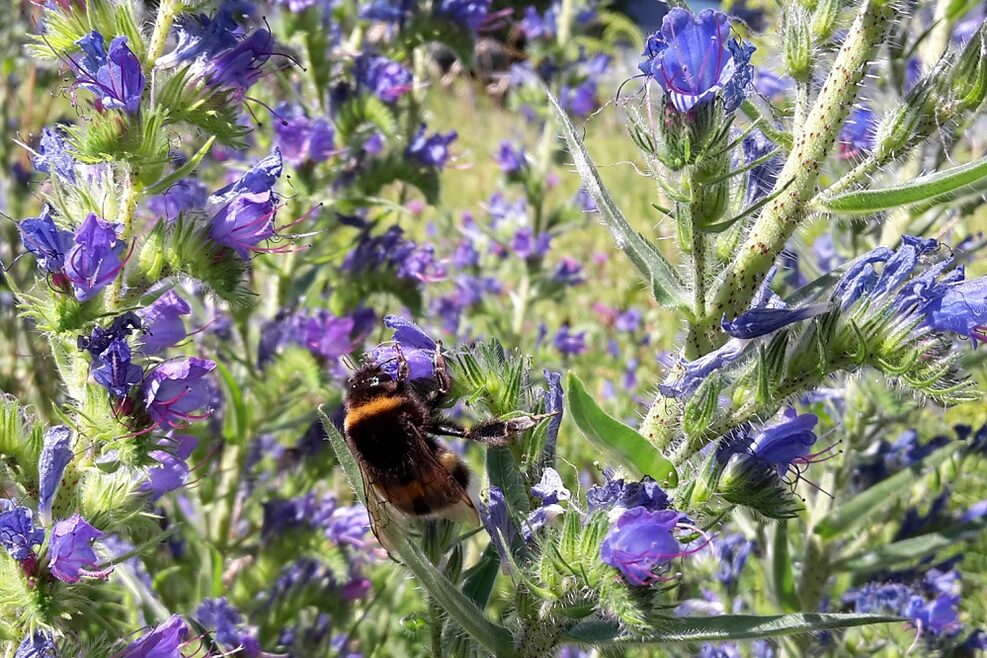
{"left": 343, "top": 344, "right": 546, "bottom": 551}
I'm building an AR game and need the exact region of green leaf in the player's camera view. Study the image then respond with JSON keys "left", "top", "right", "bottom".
{"left": 814, "top": 442, "right": 962, "bottom": 539}
{"left": 548, "top": 92, "right": 687, "bottom": 309}
{"left": 214, "top": 361, "right": 248, "bottom": 445}
{"left": 834, "top": 516, "right": 987, "bottom": 574}
{"left": 144, "top": 136, "right": 216, "bottom": 196}
{"left": 818, "top": 152, "right": 987, "bottom": 214}
{"left": 565, "top": 373, "right": 678, "bottom": 487}
{"left": 563, "top": 613, "right": 899, "bottom": 645}
{"left": 318, "top": 408, "right": 517, "bottom": 658}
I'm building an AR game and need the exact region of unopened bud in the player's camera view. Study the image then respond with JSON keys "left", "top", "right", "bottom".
{"left": 717, "top": 453, "right": 804, "bottom": 519}
{"left": 874, "top": 59, "right": 951, "bottom": 159}
{"left": 138, "top": 228, "right": 165, "bottom": 281}
{"left": 783, "top": 6, "right": 813, "bottom": 81}
{"left": 951, "top": 22, "right": 987, "bottom": 111}
{"left": 810, "top": 0, "right": 841, "bottom": 41}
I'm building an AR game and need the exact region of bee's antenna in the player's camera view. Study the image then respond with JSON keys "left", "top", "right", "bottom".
{"left": 341, "top": 354, "right": 357, "bottom": 371}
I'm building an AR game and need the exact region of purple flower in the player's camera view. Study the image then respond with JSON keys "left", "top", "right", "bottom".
{"left": 119, "top": 615, "right": 189, "bottom": 658}
{"left": 163, "top": 5, "right": 239, "bottom": 66}
{"left": 553, "top": 323, "right": 587, "bottom": 356}
{"left": 747, "top": 409, "right": 820, "bottom": 474}
{"left": 91, "top": 338, "right": 144, "bottom": 398}
{"left": 406, "top": 124, "right": 457, "bottom": 168}
{"left": 742, "top": 129, "right": 782, "bottom": 207}
{"left": 142, "top": 434, "right": 199, "bottom": 500}
{"left": 355, "top": 54, "right": 413, "bottom": 103}
{"left": 33, "top": 126, "right": 77, "bottom": 183}
{"left": 64, "top": 213, "right": 126, "bottom": 301}
{"left": 205, "top": 29, "right": 274, "bottom": 94}
{"left": 0, "top": 502, "right": 45, "bottom": 562}
{"left": 49, "top": 514, "right": 111, "bottom": 583}
{"left": 324, "top": 505, "right": 370, "bottom": 547}
{"left": 208, "top": 150, "right": 283, "bottom": 257}
{"left": 138, "top": 291, "right": 192, "bottom": 354}
{"left": 722, "top": 302, "right": 831, "bottom": 339}
{"left": 659, "top": 337, "right": 748, "bottom": 398}
{"left": 615, "top": 308, "right": 642, "bottom": 333}
{"left": 552, "top": 257, "right": 584, "bottom": 286}
{"left": 274, "top": 104, "right": 335, "bottom": 165}
{"left": 14, "top": 631, "right": 57, "bottom": 658}
{"left": 520, "top": 5, "right": 556, "bottom": 40}
{"left": 560, "top": 81, "right": 598, "bottom": 117}
{"left": 496, "top": 141, "right": 526, "bottom": 173}
{"left": 586, "top": 476, "right": 670, "bottom": 515}
{"left": 481, "top": 486, "right": 520, "bottom": 564}
{"left": 147, "top": 179, "right": 208, "bottom": 223}
{"left": 195, "top": 598, "right": 253, "bottom": 649}
{"left": 38, "top": 425, "right": 73, "bottom": 522}
{"left": 921, "top": 276, "right": 987, "bottom": 345}
{"left": 532, "top": 467, "right": 570, "bottom": 505}
{"left": 436, "top": 0, "right": 491, "bottom": 31}
{"left": 365, "top": 315, "right": 437, "bottom": 380}
{"left": 19, "top": 205, "right": 74, "bottom": 273}
{"left": 78, "top": 312, "right": 144, "bottom": 357}
{"left": 714, "top": 533, "right": 754, "bottom": 587}
{"left": 142, "top": 357, "right": 217, "bottom": 428}
{"left": 905, "top": 593, "right": 961, "bottom": 635}
{"left": 839, "top": 105, "right": 878, "bottom": 157}
{"left": 640, "top": 9, "right": 755, "bottom": 113}
{"left": 511, "top": 228, "right": 551, "bottom": 259}
{"left": 600, "top": 507, "right": 689, "bottom": 586}
{"left": 73, "top": 32, "right": 146, "bottom": 113}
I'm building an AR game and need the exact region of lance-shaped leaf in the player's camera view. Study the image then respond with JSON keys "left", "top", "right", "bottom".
{"left": 817, "top": 152, "right": 987, "bottom": 214}
{"left": 833, "top": 515, "right": 987, "bottom": 574}
{"left": 549, "top": 93, "right": 687, "bottom": 310}
{"left": 318, "top": 408, "right": 517, "bottom": 658}
{"left": 563, "top": 613, "right": 899, "bottom": 645}
{"left": 814, "top": 442, "right": 962, "bottom": 539}
{"left": 566, "top": 373, "right": 678, "bottom": 487}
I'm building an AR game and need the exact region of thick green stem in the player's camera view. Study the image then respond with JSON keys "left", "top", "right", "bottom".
{"left": 108, "top": 169, "right": 141, "bottom": 308}
{"left": 148, "top": 0, "right": 182, "bottom": 64}
{"left": 708, "top": 0, "right": 892, "bottom": 326}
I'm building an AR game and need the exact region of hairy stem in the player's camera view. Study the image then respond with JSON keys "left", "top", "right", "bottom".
{"left": 148, "top": 0, "right": 182, "bottom": 64}
{"left": 708, "top": 0, "right": 892, "bottom": 328}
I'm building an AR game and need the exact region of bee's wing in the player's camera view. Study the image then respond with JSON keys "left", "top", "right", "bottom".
{"left": 353, "top": 458, "right": 404, "bottom": 557}
{"left": 397, "top": 424, "right": 478, "bottom": 525}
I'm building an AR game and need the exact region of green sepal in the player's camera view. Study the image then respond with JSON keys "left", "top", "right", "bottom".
{"left": 565, "top": 372, "right": 678, "bottom": 487}
{"left": 355, "top": 155, "right": 440, "bottom": 205}
{"left": 28, "top": 0, "right": 146, "bottom": 64}
{"left": 335, "top": 95, "right": 399, "bottom": 143}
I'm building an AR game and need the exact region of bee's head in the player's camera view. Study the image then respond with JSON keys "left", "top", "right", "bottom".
{"left": 346, "top": 364, "right": 398, "bottom": 403}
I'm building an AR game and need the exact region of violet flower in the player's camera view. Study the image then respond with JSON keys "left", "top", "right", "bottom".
{"left": 406, "top": 124, "right": 457, "bottom": 168}
{"left": 365, "top": 315, "right": 437, "bottom": 381}
{"left": 118, "top": 615, "right": 189, "bottom": 658}
{"left": 19, "top": 205, "right": 73, "bottom": 273}
{"left": 38, "top": 425, "right": 73, "bottom": 522}
{"left": 142, "top": 357, "right": 217, "bottom": 428}
{"left": 91, "top": 338, "right": 144, "bottom": 398}
{"left": 63, "top": 213, "right": 126, "bottom": 301}
{"left": 0, "top": 502, "right": 45, "bottom": 562}
{"left": 137, "top": 291, "right": 192, "bottom": 354}
{"left": 73, "top": 31, "right": 146, "bottom": 114}
{"left": 49, "top": 514, "right": 111, "bottom": 583}
{"left": 600, "top": 508, "right": 692, "bottom": 586}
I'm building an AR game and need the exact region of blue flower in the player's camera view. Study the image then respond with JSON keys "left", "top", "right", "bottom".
{"left": 365, "top": 315, "right": 437, "bottom": 381}
{"left": 147, "top": 179, "right": 208, "bottom": 223}
{"left": 324, "top": 505, "right": 371, "bottom": 547}
{"left": 553, "top": 323, "right": 587, "bottom": 356}
{"left": 38, "top": 425, "right": 73, "bottom": 522}
{"left": 19, "top": 206, "right": 74, "bottom": 273}
{"left": 511, "top": 227, "right": 551, "bottom": 259}
{"left": 355, "top": 54, "right": 413, "bottom": 103}
{"left": 119, "top": 615, "right": 189, "bottom": 658}
{"left": 14, "top": 631, "right": 57, "bottom": 658}
{"left": 208, "top": 150, "right": 283, "bottom": 257}
{"left": 195, "top": 598, "right": 246, "bottom": 647}
{"left": 560, "top": 80, "right": 598, "bottom": 117}
{"left": 73, "top": 32, "right": 146, "bottom": 114}
{"left": 905, "top": 593, "right": 961, "bottom": 635}
{"left": 540, "top": 370, "right": 563, "bottom": 463}
{"left": 480, "top": 486, "right": 520, "bottom": 565}
{"left": 658, "top": 338, "right": 748, "bottom": 398}
{"left": 496, "top": 141, "right": 526, "bottom": 173}
{"left": 49, "top": 514, "right": 111, "bottom": 583}
{"left": 91, "top": 338, "right": 144, "bottom": 398}
{"left": 406, "top": 124, "right": 457, "bottom": 168}
{"left": 742, "top": 130, "right": 782, "bottom": 207}
{"left": 64, "top": 213, "right": 126, "bottom": 301}
{"left": 746, "top": 409, "right": 820, "bottom": 474}
{"left": 839, "top": 105, "right": 878, "bottom": 157}
{"left": 601, "top": 508, "right": 690, "bottom": 586}
{"left": 531, "top": 467, "right": 570, "bottom": 505}
{"left": 137, "top": 291, "right": 192, "bottom": 354}
{"left": 722, "top": 303, "right": 831, "bottom": 339}
{"left": 141, "top": 434, "right": 199, "bottom": 501}
{"left": 204, "top": 29, "right": 274, "bottom": 94}
{"left": 162, "top": 4, "right": 239, "bottom": 66}
{"left": 586, "top": 475, "right": 670, "bottom": 515}
{"left": 142, "top": 357, "right": 217, "bottom": 428}
{"left": 641, "top": 9, "right": 755, "bottom": 113}
{"left": 921, "top": 276, "right": 987, "bottom": 345}
{"left": 33, "top": 126, "right": 77, "bottom": 183}
{"left": 274, "top": 105, "right": 336, "bottom": 166}
{"left": 78, "top": 312, "right": 144, "bottom": 358}
{"left": 520, "top": 5, "right": 556, "bottom": 40}
{"left": 0, "top": 502, "right": 45, "bottom": 562}
{"left": 436, "top": 0, "right": 491, "bottom": 32}
{"left": 714, "top": 533, "right": 754, "bottom": 588}
{"left": 552, "top": 257, "right": 584, "bottom": 287}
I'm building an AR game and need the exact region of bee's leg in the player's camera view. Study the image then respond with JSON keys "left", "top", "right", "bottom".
{"left": 393, "top": 343, "right": 410, "bottom": 382}
{"left": 429, "top": 413, "right": 557, "bottom": 446}
{"left": 433, "top": 340, "right": 451, "bottom": 395}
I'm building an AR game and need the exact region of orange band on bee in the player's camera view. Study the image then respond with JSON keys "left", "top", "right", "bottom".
{"left": 344, "top": 395, "right": 404, "bottom": 429}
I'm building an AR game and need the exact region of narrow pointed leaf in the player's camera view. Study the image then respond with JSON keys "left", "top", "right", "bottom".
{"left": 144, "top": 136, "right": 216, "bottom": 196}
{"left": 818, "top": 152, "right": 987, "bottom": 214}
{"left": 318, "top": 407, "right": 516, "bottom": 658}
{"left": 815, "top": 442, "right": 961, "bottom": 539}
{"left": 834, "top": 516, "right": 987, "bottom": 574}
{"left": 565, "top": 372, "right": 678, "bottom": 487}
{"left": 549, "top": 92, "right": 687, "bottom": 309}
{"left": 563, "top": 613, "right": 899, "bottom": 645}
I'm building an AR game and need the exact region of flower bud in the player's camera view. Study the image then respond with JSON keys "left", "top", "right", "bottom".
{"left": 873, "top": 60, "right": 950, "bottom": 160}
{"left": 950, "top": 22, "right": 987, "bottom": 112}
{"left": 810, "top": 0, "right": 841, "bottom": 41}
{"left": 783, "top": 6, "right": 813, "bottom": 81}
{"left": 716, "top": 453, "right": 804, "bottom": 519}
